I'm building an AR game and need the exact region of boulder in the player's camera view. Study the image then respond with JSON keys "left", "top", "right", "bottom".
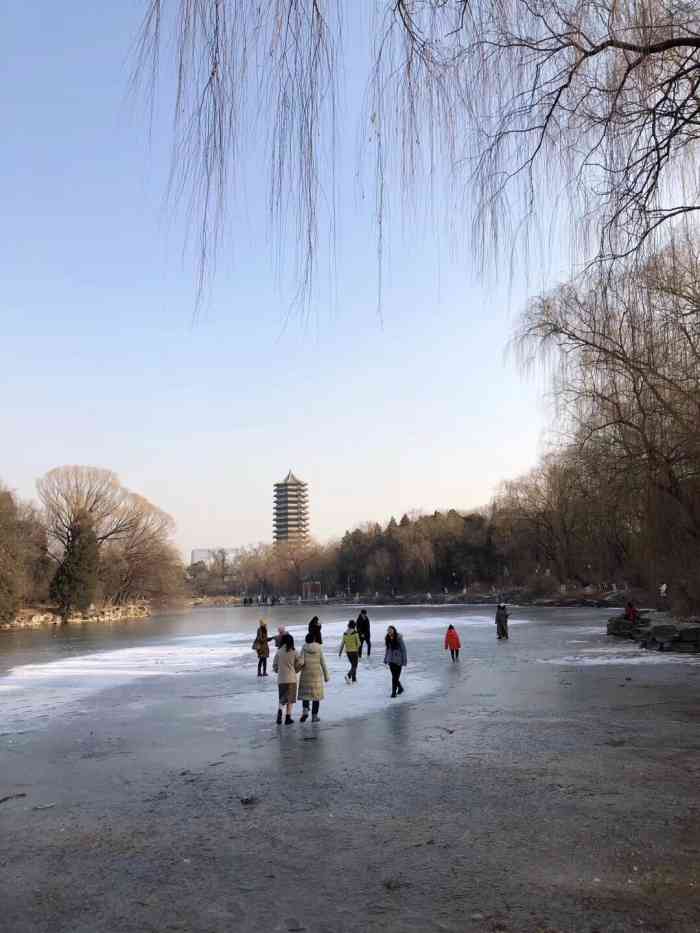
{"left": 607, "top": 616, "right": 636, "bottom": 637}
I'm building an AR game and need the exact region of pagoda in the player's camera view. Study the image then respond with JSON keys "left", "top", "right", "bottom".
{"left": 273, "top": 470, "right": 309, "bottom": 544}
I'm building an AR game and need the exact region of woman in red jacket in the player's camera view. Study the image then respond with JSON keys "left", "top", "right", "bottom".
{"left": 444, "top": 624, "right": 461, "bottom": 662}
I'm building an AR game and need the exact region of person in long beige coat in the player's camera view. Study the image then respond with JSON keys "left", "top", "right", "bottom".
{"left": 298, "top": 633, "right": 330, "bottom": 723}
{"left": 272, "top": 633, "right": 304, "bottom": 724}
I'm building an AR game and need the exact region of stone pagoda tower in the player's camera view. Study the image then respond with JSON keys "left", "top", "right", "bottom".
{"left": 273, "top": 470, "right": 309, "bottom": 544}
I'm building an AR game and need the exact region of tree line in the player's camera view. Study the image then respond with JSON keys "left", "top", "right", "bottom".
{"left": 193, "top": 233, "right": 700, "bottom": 617}
{"left": 0, "top": 466, "right": 184, "bottom": 624}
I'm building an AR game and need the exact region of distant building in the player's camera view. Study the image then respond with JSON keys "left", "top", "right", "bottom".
{"left": 273, "top": 470, "right": 309, "bottom": 544}
{"left": 190, "top": 548, "right": 237, "bottom": 566}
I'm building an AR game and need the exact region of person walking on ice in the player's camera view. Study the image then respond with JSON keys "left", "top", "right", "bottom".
{"left": 356, "top": 609, "right": 371, "bottom": 657}
{"left": 298, "top": 632, "right": 330, "bottom": 722}
{"left": 252, "top": 619, "right": 274, "bottom": 676}
{"left": 384, "top": 625, "right": 407, "bottom": 697}
{"left": 444, "top": 624, "right": 461, "bottom": 662}
{"left": 339, "top": 619, "right": 361, "bottom": 683}
{"left": 273, "top": 633, "right": 304, "bottom": 724}
{"left": 495, "top": 604, "right": 509, "bottom": 640}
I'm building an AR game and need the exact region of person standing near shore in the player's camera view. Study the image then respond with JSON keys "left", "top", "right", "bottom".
{"left": 444, "top": 624, "right": 461, "bottom": 662}
{"left": 298, "top": 632, "right": 330, "bottom": 722}
{"left": 495, "top": 604, "right": 509, "bottom": 640}
{"left": 384, "top": 625, "right": 407, "bottom": 697}
{"left": 356, "top": 609, "right": 371, "bottom": 657}
{"left": 339, "top": 620, "right": 361, "bottom": 684}
{"left": 252, "top": 619, "right": 275, "bottom": 676}
{"left": 273, "top": 633, "right": 304, "bottom": 724}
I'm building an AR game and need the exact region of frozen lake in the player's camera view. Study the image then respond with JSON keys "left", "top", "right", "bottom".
{"left": 3, "top": 604, "right": 700, "bottom": 933}
{"left": 2, "top": 603, "right": 699, "bottom": 738}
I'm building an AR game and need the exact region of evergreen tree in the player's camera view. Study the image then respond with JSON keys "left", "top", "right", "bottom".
{"left": 50, "top": 518, "right": 99, "bottom": 619}
{"left": 0, "top": 491, "right": 22, "bottom": 624}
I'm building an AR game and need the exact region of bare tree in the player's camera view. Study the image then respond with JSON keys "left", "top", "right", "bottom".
{"left": 515, "top": 235, "right": 700, "bottom": 607}
{"left": 135, "top": 1, "right": 700, "bottom": 299}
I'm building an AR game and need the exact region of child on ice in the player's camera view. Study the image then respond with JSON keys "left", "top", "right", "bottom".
{"left": 444, "top": 624, "right": 461, "bottom": 662}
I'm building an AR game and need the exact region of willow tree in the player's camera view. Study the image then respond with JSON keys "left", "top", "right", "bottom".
{"left": 514, "top": 235, "right": 700, "bottom": 608}
{"left": 135, "top": 0, "right": 700, "bottom": 298}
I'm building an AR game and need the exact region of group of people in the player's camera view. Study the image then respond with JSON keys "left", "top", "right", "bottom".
{"left": 252, "top": 610, "right": 408, "bottom": 723}
{"left": 251, "top": 602, "right": 512, "bottom": 725}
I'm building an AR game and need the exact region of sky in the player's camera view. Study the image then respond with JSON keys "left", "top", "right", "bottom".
{"left": 1, "top": 2, "right": 557, "bottom": 558}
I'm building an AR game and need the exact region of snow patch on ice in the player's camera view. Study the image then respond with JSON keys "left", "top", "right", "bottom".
{"left": 541, "top": 649, "right": 700, "bottom": 666}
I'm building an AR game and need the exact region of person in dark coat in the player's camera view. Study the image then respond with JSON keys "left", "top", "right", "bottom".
{"left": 308, "top": 616, "right": 323, "bottom": 643}
{"left": 356, "top": 609, "right": 371, "bottom": 657}
{"left": 495, "top": 604, "right": 509, "bottom": 640}
{"left": 384, "top": 625, "right": 407, "bottom": 697}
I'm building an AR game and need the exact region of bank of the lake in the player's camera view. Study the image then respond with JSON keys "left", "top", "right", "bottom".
{"left": 1, "top": 602, "right": 152, "bottom": 632}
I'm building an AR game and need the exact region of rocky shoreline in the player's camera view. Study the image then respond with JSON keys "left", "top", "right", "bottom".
{"left": 607, "top": 611, "right": 700, "bottom": 652}
{"left": 0, "top": 603, "right": 151, "bottom": 632}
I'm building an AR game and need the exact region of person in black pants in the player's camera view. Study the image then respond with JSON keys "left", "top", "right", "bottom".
{"left": 384, "top": 625, "right": 407, "bottom": 697}
{"left": 339, "top": 621, "right": 361, "bottom": 683}
{"left": 356, "top": 609, "right": 371, "bottom": 657}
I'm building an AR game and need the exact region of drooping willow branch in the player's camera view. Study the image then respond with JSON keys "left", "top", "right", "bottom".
{"left": 134, "top": 1, "right": 700, "bottom": 304}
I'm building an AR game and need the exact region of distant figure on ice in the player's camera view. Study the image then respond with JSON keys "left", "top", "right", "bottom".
{"left": 308, "top": 615, "right": 323, "bottom": 643}
{"left": 384, "top": 625, "right": 407, "bottom": 697}
{"left": 356, "top": 609, "right": 371, "bottom": 657}
{"left": 273, "top": 633, "right": 303, "bottom": 725}
{"left": 444, "top": 624, "right": 461, "bottom": 662}
{"left": 339, "top": 620, "right": 361, "bottom": 683}
{"left": 495, "top": 604, "right": 509, "bottom": 640}
{"left": 624, "top": 601, "right": 639, "bottom": 624}
{"left": 298, "top": 633, "right": 330, "bottom": 722}
{"left": 252, "top": 619, "right": 274, "bottom": 676}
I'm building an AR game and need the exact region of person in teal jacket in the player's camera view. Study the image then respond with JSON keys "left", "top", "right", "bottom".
{"left": 339, "top": 619, "right": 361, "bottom": 683}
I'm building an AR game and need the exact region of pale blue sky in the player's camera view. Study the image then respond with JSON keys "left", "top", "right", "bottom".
{"left": 1, "top": 3, "right": 553, "bottom": 556}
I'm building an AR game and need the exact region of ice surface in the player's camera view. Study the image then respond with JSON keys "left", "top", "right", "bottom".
{"left": 0, "top": 614, "right": 459, "bottom": 730}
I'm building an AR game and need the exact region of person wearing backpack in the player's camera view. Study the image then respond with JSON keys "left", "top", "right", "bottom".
{"left": 339, "top": 619, "right": 361, "bottom": 683}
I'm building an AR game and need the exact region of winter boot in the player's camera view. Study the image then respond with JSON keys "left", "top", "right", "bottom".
{"left": 397, "top": 683, "right": 404, "bottom": 695}
{"left": 312, "top": 713, "right": 320, "bottom": 723}
{"left": 300, "top": 710, "right": 309, "bottom": 723}
{"left": 285, "top": 715, "right": 294, "bottom": 725}
{"left": 276, "top": 709, "right": 283, "bottom": 724}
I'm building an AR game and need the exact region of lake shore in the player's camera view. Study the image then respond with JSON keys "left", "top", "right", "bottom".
{"left": 1, "top": 603, "right": 151, "bottom": 631}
